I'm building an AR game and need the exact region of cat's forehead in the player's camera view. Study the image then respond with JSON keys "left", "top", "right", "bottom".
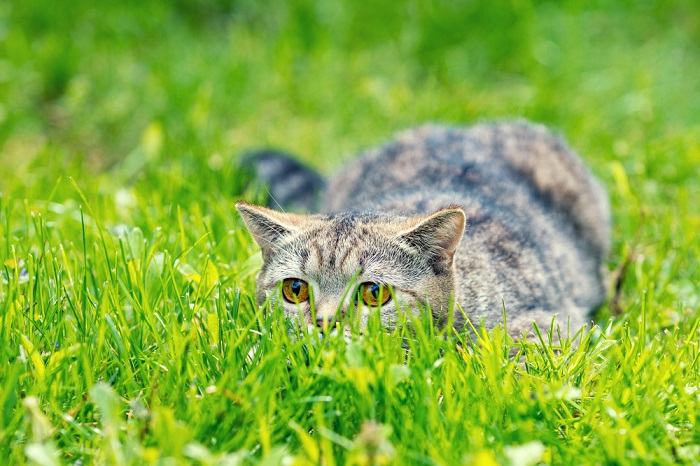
{"left": 301, "top": 215, "right": 390, "bottom": 264}
{"left": 309, "top": 211, "right": 408, "bottom": 237}
{"left": 282, "top": 213, "right": 415, "bottom": 284}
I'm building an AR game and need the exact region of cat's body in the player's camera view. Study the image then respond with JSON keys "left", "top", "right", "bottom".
{"left": 238, "top": 121, "right": 610, "bottom": 336}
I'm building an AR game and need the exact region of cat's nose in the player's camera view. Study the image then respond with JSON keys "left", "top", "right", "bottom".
{"left": 314, "top": 302, "right": 338, "bottom": 330}
{"left": 315, "top": 316, "right": 335, "bottom": 329}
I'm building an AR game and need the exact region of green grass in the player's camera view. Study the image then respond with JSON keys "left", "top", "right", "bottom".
{"left": 1, "top": 0, "right": 699, "bottom": 464}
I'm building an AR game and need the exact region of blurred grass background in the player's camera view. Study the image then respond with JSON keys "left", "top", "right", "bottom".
{"left": 3, "top": 0, "right": 699, "bottom": 172}
{"left": 1, "top": 0, "right": 699, "bottom": 464}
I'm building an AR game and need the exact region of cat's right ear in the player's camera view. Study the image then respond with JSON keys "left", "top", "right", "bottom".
{"left": 235, "top": 202, "right": 305, "bottom": 257}
{"left": 396, "top": 207, "right": 466, "bottom": 267}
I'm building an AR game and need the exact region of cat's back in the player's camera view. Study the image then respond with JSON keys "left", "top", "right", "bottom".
{"left": 324, "top": 121, "right": 611, "bottom": 330}
{"left": 324, "top": 120, "right": 610, "bottom": 263}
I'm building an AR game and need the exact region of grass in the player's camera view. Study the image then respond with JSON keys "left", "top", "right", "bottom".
{"left": 1, "top": 0, "right": 699, "bottom": 464}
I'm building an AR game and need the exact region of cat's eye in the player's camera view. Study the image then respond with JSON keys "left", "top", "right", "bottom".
{"left": 282, "top": 278, "right": 310, "bottom": 303}
{"left": 359, "top": 282, "right": 392, "bottom": 307}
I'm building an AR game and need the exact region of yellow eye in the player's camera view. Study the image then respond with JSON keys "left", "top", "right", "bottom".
{"left": 282, "top": 278, "right": 310, "bottom": 303}
{"left": 360, "top": 282, "right": 392, "bottom": 307}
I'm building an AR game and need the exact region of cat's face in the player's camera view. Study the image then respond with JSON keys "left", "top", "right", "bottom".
{"left": 236, "top": 202, "right": 465, "bottom": 332}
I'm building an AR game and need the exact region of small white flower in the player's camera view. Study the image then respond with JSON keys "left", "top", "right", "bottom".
{"left": 504, "top": 441, "right": 545, "bottom": 466}
{"left": 555, "top": 385, "right": 582, "bottom": 401}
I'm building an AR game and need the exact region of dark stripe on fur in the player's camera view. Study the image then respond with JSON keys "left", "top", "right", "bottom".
{"left": 241, "top": 149, "right": 326, "bottom": 212}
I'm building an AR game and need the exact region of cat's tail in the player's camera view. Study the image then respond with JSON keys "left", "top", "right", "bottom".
{"left": 240, "top": 149, "right": 325, "bottom": 212}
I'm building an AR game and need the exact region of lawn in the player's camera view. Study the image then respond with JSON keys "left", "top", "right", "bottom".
{"left": 1, "top": 0, "right": 699, "bottom": 464}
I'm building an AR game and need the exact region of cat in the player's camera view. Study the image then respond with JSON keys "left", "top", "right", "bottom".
{"left": 236, "top": 121, "right": 611, "bottom": 337}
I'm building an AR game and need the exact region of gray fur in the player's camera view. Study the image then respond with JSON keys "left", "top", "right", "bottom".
{"left": 241, "top": 149, "right": 325, "bottom": 211}
{"left": 237, "top": 121, "right": 611, "bottom": 337}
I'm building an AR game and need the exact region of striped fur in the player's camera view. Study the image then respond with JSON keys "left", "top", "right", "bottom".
{"left": 237, "top": 121, "right": 611, "bottom": 337}
{"left": 241, "top": 149, "right": 325, "bottom": 212}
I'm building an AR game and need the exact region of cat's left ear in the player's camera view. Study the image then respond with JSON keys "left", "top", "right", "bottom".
{"left": 397, "top": 207, "right": 466, "bottom": 266}
{"left": 236, "top": 202, "right": 308, "bottom": 257}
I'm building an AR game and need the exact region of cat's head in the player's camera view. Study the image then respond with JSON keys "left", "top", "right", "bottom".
{"left": 236, "top": 202, "right": 466, "bottom": 331}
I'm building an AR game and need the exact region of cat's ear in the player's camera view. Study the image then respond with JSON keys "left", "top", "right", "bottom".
{"left": 397, "top": 207, "right": 466, "bottom": 266}
{"left": 236, "top": 202, "right": 307, "bottom": 257}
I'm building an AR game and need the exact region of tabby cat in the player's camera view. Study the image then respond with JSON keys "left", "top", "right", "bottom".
{"left": 237, "top": 121, "right": 610, "bottom": 337}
